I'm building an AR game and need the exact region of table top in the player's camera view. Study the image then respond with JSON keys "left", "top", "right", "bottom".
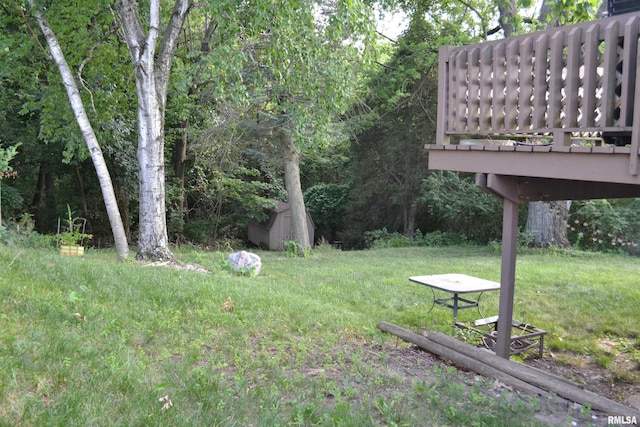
{"left": 409, "top": 273, "right": 500, "bottom": 293}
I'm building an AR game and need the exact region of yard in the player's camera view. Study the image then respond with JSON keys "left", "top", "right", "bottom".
{"left": 0, "top": 245, "right": 638, "bottom": 426}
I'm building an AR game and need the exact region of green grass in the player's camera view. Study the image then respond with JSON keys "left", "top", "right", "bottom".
{"left": 0, "top": 245, "right": 638, "bottom": 426}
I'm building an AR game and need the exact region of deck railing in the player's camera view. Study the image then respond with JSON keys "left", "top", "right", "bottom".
{"left": 436, "top": 12, "right": 640, "bottom": 173}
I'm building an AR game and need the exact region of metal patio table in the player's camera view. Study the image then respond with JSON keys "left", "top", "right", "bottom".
{"left": 409, "top": 273, "right": 500, "bottom": 324}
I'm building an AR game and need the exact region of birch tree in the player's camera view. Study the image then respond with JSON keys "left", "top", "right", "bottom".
{"left": 115, "top": 0, "right": 192, "bottom": 261}
{"left": 28, "top": 3, "right": 130, "bottom": 261}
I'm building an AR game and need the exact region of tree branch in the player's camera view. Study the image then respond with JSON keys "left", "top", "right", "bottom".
{"left": 17, "top": 5, "right": 51, "bottom": 60}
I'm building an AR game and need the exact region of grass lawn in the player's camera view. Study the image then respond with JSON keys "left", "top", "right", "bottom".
{"left": 0, "top": 245, "right": 638, "bottom": 426}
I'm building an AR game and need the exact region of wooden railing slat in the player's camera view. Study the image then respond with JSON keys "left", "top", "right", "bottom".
{"left": 468, "top": 47, "right": 481, "bottom": 131}
{"left": 492, "top": 43, "right": 506, "bottom": 131}
{"left": 601, "top": 20, "right": 619, "bottom": 127}
{"left": 549, "top": 32, "right": 567, "bottom": 144}
{"left": 581, "top": 23, "right": 600, "bottom": 128}
{"left": 532, "top": 34, "right": 549, "bottom": 129}
{"left": 480, "top": 46, "right": 493, "bottom": 130}
{"left": 518, "top": 37, "right": 534, "bottom": 129}
{"left": 620, "top": 16, "right": 639, "bottom": 125}
{"left": 565, "top": 27, "right": 582, "bottom": 128}
{"left": 436, "top": 47, "right": 451, "bottom": 145}
{"left": 455, "top": 49, "right": 468, "bottom": 132}
{"left": 505, "top": 41, "right": 520, "bottom": 130}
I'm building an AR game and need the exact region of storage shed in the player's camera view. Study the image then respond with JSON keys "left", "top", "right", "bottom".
{"left": 247, "top": 201, "right": 315, "bottom": 250}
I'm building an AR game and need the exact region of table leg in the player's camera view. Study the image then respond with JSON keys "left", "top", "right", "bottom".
{"left": 452, "top": 293, "right": 459, "bottom": 324}
{"left": 476, "top": 291, "right": 486, "bottom": 318}
{"left": 426, "top": 287, "right": 436, "bottom": 315}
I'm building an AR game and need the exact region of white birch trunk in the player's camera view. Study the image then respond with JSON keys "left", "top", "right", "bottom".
{"left": 116, "top": 0, "right": 192, "bottom": 261}
{"left": 31, "top": 6, "right": 130, "bottom": 261}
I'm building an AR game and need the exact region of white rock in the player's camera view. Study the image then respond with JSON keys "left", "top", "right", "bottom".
{"left": 227, "top": 251, "right": 262, "bottom": 276}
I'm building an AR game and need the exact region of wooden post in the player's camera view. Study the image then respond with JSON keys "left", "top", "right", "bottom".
{"left": 496, "top": 197, "right": 519, "bottom": 358}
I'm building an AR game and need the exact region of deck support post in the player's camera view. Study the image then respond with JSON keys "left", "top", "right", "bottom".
{"left": 496, "top": 197, "right": 519, "bottom": 359}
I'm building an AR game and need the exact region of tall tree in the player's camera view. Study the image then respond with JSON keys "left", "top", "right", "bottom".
{"left": 522, "top": 0, "right": 600, "bottom": 247}
{"left": 226, "top": 0, "right": 375, "bottom": 255}
{"left": 115, "top": 0, "right": 192, "bottom": 261}
{"left": 347, "top": 1, "right": 480, "bottom": 242}
{"left": 28, "top": 2, "right": 130, "bottom": 261}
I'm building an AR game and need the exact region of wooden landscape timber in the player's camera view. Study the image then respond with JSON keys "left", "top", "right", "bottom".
{"left": 377, "top": 321, "right": 640, "bottom": 417}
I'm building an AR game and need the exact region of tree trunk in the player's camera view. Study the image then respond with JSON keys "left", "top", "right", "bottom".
{"left": 73, "top": 166, "right": 89, "bottom": 218}
{"left": 497, "top": 0, "right": 518, "bottom": 37}
{"left": 403, "top": 203, "right": 417, "bottom": 238}
{"left": 279, "top": 128, "right": 311, "bottom": 255}
{"left": 31, "top": 5, "right": 129, "bottom": 261}
{"left": 521, "top": 1, "right": 571, "bottom": 248}
{"left": 133, "top": 79, "right": 173, "bottom": 261}
{"left": 116, "top": 0, "right": 192, "bottom": 261}
{"left": 114, "top": 178, "right": 131, "bottom": 242}
{"left": 173, "top": 120, "right": 188, "bottom": 222}
{"left": 30, "top": 163, "right": 46, "bottom": 228}
{"left": 524, "top": 201, "right": 571, "bottom": 247}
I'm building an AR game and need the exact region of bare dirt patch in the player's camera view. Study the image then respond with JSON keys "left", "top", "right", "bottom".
{"left": 525, "top": 349, "right": 640, "bottom": 411}
{"left": 350, "top": 341, "right": 639, "bottom": 426}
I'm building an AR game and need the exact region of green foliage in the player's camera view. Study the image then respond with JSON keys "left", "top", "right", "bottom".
{"left": 364, "top": 228, "right": 413, "bottom": 248}
{"left": 303, "top": 182, "right": 349, "bottom": 241}
{"left": 182, "top": 219, "right": 211, "bottom": 245}
{"left": 568, "top": 199, "right": 640, "bottom": 253}
{"left": 0, "top": 214, "right": 55, "bottom": 247}
{"left": 345, "top": 2, "right": 487, "bottom": 245}
{"left": 549, "top": 0, "right": 600, "bottom": 25}
{"left": 284, "top": 240, "right": 299, "bottom": 257}
{"left": 0, "top": 184, "right": 23, "bottom": 220}
{"left": 284, "top": 240, "right": 312, "bottom": 258}
{"left": 364, "top": 227, "right": 468, "bottom": 249}
{"left": 0, "top": 142, "right": 20, "bottom": 178}
{"left": 0, "top": 141, "right": 21, "bottom": 225}
{"left": 56, "top": 205, "right": 92, "bottom": 246}
{"left": 420, "top": 171, "right": 503, "bottom": 243}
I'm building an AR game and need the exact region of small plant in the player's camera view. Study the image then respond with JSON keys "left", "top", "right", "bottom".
{"left": 284, "top": 240, "right": 312, "bottom": 258}
{"left": 57, "top": 205, "right": 92, "bottom": 246}
{"left": 284, "top": 240, "right": 298, "bottom": 257}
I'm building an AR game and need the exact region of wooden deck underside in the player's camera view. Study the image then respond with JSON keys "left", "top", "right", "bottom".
{"left": 427, "top": 144, "right": 640, "bottom": 200}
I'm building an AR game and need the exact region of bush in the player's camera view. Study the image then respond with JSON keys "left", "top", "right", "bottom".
{"left": 183, "top": 219, "right": 212, "bottom": 245}
{"left": 363, "top": 228, "right": 468, "bottom": 249}
{"left": 568, "top": 199, "right": 639, "bottom": 253}
{"left": 0, "top": 214, "right": 56, "bottom": 248}
{"left": 363, "top": 228, "right": 410, "bottom": 248}
{"left": 419, "top": 171, "right": 502, "bottom": 243}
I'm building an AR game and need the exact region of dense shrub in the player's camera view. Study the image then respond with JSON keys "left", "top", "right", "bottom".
{"left": 419, "top": 171, "right": 502, "bottom": 243}
{"left": 304, "top": 183, "right": 349, "bottom": 242}
{"left": 568, "top": 199, "right": 639, "bottom": 254}
{"left": 0, "top": 214, "right": 55, "bottom": 248}
{"left": 363, "top": 228, "right": 468, "bottom": 249}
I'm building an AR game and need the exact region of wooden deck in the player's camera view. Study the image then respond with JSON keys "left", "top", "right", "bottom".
{"left": 431, "top": 11, "right": 640, "bottom": 202}
{"left": 429, "top": 11, "right": 640, "bottom": 359}
{"left": 427, "top": 144, "right": 640, "bottom": 200}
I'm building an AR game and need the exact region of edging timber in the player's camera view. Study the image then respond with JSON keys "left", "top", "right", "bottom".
{"left": 377, "top": 321, "right": 640, "bottom": 417}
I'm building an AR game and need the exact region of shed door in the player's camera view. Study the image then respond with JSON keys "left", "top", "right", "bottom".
{"left": 282, "top": 214, "right": 292, "bottom": 242}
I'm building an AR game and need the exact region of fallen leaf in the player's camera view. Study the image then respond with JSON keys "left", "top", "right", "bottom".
{"left": 158, "top": 395, "right": 172, "bottom": 411}
{"left": 222, "top": 296, "right": 233, "bottom": 312}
